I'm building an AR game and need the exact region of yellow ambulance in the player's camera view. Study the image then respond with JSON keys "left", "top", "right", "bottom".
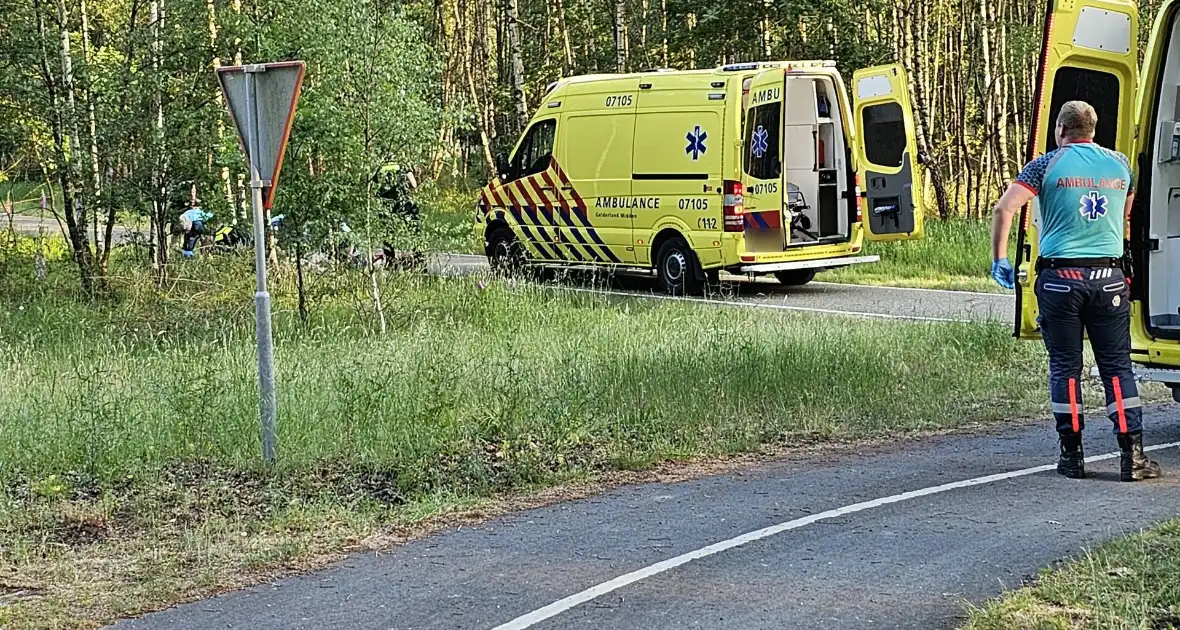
{"left": 1017, "top": 0, "right": 1180, "bottom": 397}
{"left": 474, "top": 60, "right": 925, "bottom": 294}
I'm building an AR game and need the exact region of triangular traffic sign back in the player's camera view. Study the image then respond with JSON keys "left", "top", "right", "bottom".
{"left": 217, "top": 61, "right": 306, "bottom": 209}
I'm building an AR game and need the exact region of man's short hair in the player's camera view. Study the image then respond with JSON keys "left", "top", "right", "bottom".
{"left": 1057, "top": 101, "right": 1098, "bottom": 141}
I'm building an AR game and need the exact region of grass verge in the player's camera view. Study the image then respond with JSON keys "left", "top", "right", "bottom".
{"left": 0, "top": 249, "right": 1067, "bottom": 628}
{"left": 962, "top": 519, "right": 1180, "bottom": 629}
{"left": 823, "top": 219, "right": 1006, "bottom": 292}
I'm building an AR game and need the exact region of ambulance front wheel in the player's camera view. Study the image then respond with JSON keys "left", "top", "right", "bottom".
{"left": 486, "top": 226, "right": 525, "bottom": 275}
{"left": 774, "top": 269, "right": 816, "bottom": 286}
{"left": 656, "top": 237, "right": 703, "bottom": 296}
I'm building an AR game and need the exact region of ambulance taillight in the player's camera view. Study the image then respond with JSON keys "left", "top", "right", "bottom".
{"left": 854, "top": 174, "right": 864, "bottom": 223}
{"left": 723, "top": 180, "right": 744, "bottom": 232}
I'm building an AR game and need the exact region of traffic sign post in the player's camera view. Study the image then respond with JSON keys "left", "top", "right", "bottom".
{"left": 216, "top": 61, "right": 305, "bottom": 463}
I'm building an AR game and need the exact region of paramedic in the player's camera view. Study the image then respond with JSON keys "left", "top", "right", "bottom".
{"left": 179, "top": 201, "right": 213, "bottom": 259}
{"left": 990, "top": 100, "right": 1161, "bottom": 482}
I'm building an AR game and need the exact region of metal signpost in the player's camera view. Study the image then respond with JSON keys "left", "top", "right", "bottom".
{"left": 216, "top": 61, "right": 306, "bottom": 463}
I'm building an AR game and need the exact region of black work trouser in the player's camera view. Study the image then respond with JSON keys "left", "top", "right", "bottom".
{"left": 1035, "top": 266, "right": 1142, "bottom": 435}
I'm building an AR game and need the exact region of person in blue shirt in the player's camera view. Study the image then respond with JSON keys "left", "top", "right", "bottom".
{"left": 178, "top": 201, "right": 213, "bottom": 259}
{"left": 991, "top": 100, "right": 1160, "bottom": 482}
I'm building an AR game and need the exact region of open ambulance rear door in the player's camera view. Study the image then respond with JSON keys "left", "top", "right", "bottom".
{"left": 1015, "top": 0, "right": 1139, "bottom": 339}
{"left": 851, "top": 64, "right": 925, "bottom": 242}
{"left": 740, "top": 67, "right": 787, "bottom": 247}
{"left": 1121, "top": 0, "right": 1180, "bottom": 389}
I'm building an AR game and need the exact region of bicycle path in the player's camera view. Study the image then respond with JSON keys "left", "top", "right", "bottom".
{"left": 113, "top": 407, "right": 1180, "bottom": 630}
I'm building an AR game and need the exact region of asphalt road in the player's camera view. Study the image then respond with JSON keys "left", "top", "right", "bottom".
{"left": 6, "top": 213, "right": 137, "bottom": 244}
{"left": 112, "top": 410, "right": 1180, "bottom": 630}
{"left": 431, "top": 253, "right": 1013, "bottom": 324}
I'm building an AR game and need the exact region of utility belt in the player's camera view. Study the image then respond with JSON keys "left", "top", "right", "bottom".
{"left": 1036, "top": 256, "right": 1125, "bottom": 272}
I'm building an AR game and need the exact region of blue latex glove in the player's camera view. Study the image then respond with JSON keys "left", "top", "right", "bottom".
{"left": 181, "top": 249, "right": 195, "bottom": 260}
{"left": 991, "top": 258, "right": 1015, "bottom": 290}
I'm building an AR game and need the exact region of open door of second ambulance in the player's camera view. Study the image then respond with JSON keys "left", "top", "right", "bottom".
{"left": 851, "top": 64, "right": 925, "bottom": 242}
{"left": 1015, "top": 0, "right": 1139, "bottom": 339}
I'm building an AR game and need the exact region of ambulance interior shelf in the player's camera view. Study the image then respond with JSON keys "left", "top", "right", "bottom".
{"left": 1147, "top": 22, "right": 1180, "bottom": 338}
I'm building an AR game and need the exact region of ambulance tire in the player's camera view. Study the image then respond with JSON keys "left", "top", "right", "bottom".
{"left": 773, "top": 269, "right": 816, "bottom": 286}
{"left": 655, "top": 237, "right": 703, "bottom": 296}
{"left": 487, "top": 225, "right": 525, "bottom": 275}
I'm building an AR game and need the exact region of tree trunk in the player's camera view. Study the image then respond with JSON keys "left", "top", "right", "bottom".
{"left": 556, "top": 0, "right": 573, "bottom": 73}
{"left": 80, "top": 0, "right": 104, "bottom": 265}
{"left": 231, "top": 0, "right": 247, "bottom": 222}
{"left": 454, "top": 0, "right": 498, "bottom": 175}
{"left": 761, "top": 0, "right": 772, "bottom": 59}
{"left": 364, "top": 0, "right": 387, "bottom": 334}
{"left": 614, "top": 0, "right": 626, "bottom": 72}
{"left": 640, "top": 0, "right": 649, "bottom": 67}
{"left": 996, "top": 8, "right": 1012, "bottom": 182}
{"left": 978, "top": 0, "right": 997, "bottom": 197}
{"left": 207, "top": 0, "right": 237, "bottom": 224}
{"left": 151, "top": 0, "right": 169, "bottom": 282}
{"left": 660, "top": 0, "right": 669, "bottom": 67}
{"left": 40, "top": 0, "right": 96, "bottom": 294}
{"left": 505, "top": 0, "right": 528, "bottom": 131}
{"left": 4, "top": 185, "right": 13, "bottom": 247}
{"left": 36, "top": 192, "right": 48, "bottom": 283}
{"left": 296, "top": 236, "right": 308, "bottom": 326}
{"left": 901, "top": 2, "right": 950, "bottom": 221}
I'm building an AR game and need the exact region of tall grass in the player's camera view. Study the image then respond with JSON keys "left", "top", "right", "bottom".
{"left": 0, "top": 254, "right": 1047, "bottom": 500}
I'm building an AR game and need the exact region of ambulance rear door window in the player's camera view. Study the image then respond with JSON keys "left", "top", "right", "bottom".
{"left": 1044, "top": 67, "right": 1119, "bottom": 151}
{"left": 861, "top": 103, "right": 906, "bottom": 168}
{"left": 744, "top": 102, "right": 782, "bottom": 180}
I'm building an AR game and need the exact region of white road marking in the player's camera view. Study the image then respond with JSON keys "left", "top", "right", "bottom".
{"left": 490, "top": 441, "right": 1180, "bottom": 630}
{"left": 551, "top": 285, "right": 977, "bottom": 324}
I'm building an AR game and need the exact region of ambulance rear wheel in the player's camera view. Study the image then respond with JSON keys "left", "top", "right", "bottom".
{"left": 774, "top": 269, "right": 816, "bottom": 286}
{"left": 487, "top": 226, "right": 525, "bottom": 275}
{"left": 656, "top": 237, "right": 703, "bottom": 296}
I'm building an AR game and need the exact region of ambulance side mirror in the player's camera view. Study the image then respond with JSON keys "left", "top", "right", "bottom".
{"left": 496, "top": 152, "right": 511, "bottom": 181}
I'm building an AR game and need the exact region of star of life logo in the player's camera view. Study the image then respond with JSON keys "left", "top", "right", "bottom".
{"left": 1079, "top": 191, "right": 1108, "bottom": 221}
{"left": 685, "top": 126, "right": 707, "bottom": 160}
{"left": 751, "top": 126, "right": 769, "bottom": 158}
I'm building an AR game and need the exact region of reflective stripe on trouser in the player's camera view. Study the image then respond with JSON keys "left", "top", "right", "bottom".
{"left": 1049, "top": 376, "right": 1084, "bottom": 433}
{"left": 1036, "top": 266, "right": 1143, "bottom": 435}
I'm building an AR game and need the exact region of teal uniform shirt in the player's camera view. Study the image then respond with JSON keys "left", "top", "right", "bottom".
{"left": 181, "top": 207, "right": 213, "bottom": 224}
{"left": 1014, "top": 142, "right": 1134, "bottom": 259}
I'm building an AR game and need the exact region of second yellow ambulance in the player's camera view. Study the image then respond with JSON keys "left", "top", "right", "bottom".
{"left": 475, "top": 60, "right": 925, "bottom": 294}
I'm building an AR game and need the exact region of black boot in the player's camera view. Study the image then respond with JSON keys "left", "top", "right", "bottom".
{"left": 1117, "top": 432, "right": 1162, "bottom": 482}
{"left": 1057, "top": 432, "right": 1086, "bottom": 479}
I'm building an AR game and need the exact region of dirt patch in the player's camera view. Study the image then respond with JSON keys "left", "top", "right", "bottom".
{"left": 48, "top": 514, "right": 109, "bottom": 546}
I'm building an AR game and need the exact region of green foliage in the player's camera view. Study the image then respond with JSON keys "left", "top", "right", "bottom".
{"left": 261, "top": 0, "right": 442, "bottom": 251}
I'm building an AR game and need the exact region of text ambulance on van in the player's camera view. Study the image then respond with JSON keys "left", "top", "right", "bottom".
{"left": 1017, "top": 0, "right": 1180, "bottom": 399}
{"left": 473, "top": 60, "right": 925, "bottom": 295}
